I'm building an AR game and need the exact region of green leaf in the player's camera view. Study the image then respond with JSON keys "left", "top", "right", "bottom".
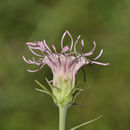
{"left": 35, "top": 80, "right": 56, "bottom": 100}
{"left": 45, "top": 78, "right": 61, "bottom": 92}
{"left": 70, "top": 115, "right": 103, "bottom": 130}
{"left": 72, "top": 89, "right": 81, "bottom": 102}
{"left": 35, "top": 88, "right": 50, "bottom": 95}
{"left": 72, "top": 102, "right": 84, "bottom": 106}
{"left": 67, "top": 87, "right": 77, "bottom": 98}
{"left": 45, "top": 78, "right": 53, "bottom": 91}
{"left": 67, "top": 87, "right": 82, "bottom": 102}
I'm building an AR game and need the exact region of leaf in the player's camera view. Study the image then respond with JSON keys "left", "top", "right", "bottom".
{"left": 70, "top": 115, "right": 103, "bottom": 130}
{"left": 67, "top": 87, "right": 77, "bottom": 98}
{"left": 45, "top": 77, "right": 61, "bottom": 92}
{"left": 45, "top": 77, "right": 53, "bottom": 91}
{"left": 35, "top": 80, "right": 56, "bottom": 100}
{"left": 72, "top": 102, "right": 84, "bottom": 106}
{"left": 72, "top": 89, "right": 81, "bottom": 102}
{"left": 35, "top": 88, "right": 50, "bottom": 95}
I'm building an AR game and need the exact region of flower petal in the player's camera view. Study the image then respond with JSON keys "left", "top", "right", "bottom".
{"left": 61, "top": 30, "right": 73, "bottom": 51}
{"left": 61, "top": 46, "right": 69, "bottom": 53}
{"left": 52, "top": 45, "right": 57, "bottom": 53}
{"left": 28, "top": 45, "right": 43, "bottom": 57}
{"left": 43, "top": 40, "right": 52, "bottom": 53}
{"left": 27, "top": 63, "right": 45, "bottom": 72}
{"left": 74, "top": 35, "right": 81, "bottom": 55}
{"left": 81, "top": 40, "right": 84, "bottom": 52}
{"left": 93, "top": 49, "right": 103, "bottom": 60}
{"left": 91, "top": 61, "right": 109, "bottom": 66}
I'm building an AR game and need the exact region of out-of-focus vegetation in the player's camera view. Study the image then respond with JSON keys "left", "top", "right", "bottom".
{"left": 0, "top": 0, "right": 130, "bottom": 130}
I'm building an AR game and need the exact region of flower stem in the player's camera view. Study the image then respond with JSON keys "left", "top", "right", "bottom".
{"left": 59, "top": 105, "right": 68, "bottom": 130}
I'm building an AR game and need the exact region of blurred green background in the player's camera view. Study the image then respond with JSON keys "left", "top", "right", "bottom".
{"left": 0, "top": 0, "right": 130, "bottom": 130}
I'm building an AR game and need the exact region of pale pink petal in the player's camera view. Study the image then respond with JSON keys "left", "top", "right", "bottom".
{"left": 23, "top": 56, "right": 31, "bottom": 64}
{"left": 28, "top": 46, "right": 42, "bottom": 57}
{"left": 83, "top": 52, "right": 93, "bottom": 56}
{"left": 27, "top": 69, "right": 40, "bottom": 72}
{"left": 91, "top": 61, "right": 109, "bottom": 66}
{"left": 27, "top": 63, "right": 45, "bottom": 72}
{"left": 52, "top": 45, "right": 57, "bottom": 53}
{"left": 66, "top": 30, "right": 73, "bottom": 51}
{"left": 83, "top": 41, "right": 96, "bottom": 56}
{"left": 61, "top": 31, "right": 67, "bottom": 49}
{"left": 91, "top": 41, "right": 96, "bottom": 52}
{"left": 26, "top": 42, "right": 37, "bottom": 46}
{"left": 61, "top": 46, "right": 69, "bottom": 53}
{"left": 93, "top": 49, "right": 103, "bottom": 60}
{"left": 74, "top": 35, "right": 81, "bottom": 55}
{"left": 61, "top": 30, "right": 73, "bottom": 51}
{"left": 43, "top": 40, "right": 52, "bottom": 53}
{"left": 81, "top": 40, "right": 84, "bottom": 52}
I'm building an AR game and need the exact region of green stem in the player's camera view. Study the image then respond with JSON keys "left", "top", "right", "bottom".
{"left": 59, "top": 105, "right": 68, "bottom": 130}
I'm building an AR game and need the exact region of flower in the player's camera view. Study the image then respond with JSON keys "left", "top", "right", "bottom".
{"left": 23, "top": 30, "right": 109, "bottom": 106}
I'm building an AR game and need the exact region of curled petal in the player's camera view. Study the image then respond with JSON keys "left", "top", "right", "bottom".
{"left": 26, "top": 42, "right": 37, "bottom": 46}
{"left": 28, "top": 59, "right": 35, "bottom": 64}
{"left": 27, "top": 69, "right": 40, "bottom": 72}
{"left": 30, "top": 57, "right": 42, "bottom": 66}
{"left": 23, "top": 56, "right": 32, "bottom": 64}
{"left": 61, "top": 30, "right": 73, "bottom": 51}
{"left": 61, "top": 46, "right": 69, "bottom": 53}
{"left": 93, "top": 49, "right": 103, "bottom": 60}
{"left": 74, "top": 35, "right": 81, "bottom": 55}
{"left": 91, "top": 41, "right": 96, "bottom": 52}
{"left": 91, "top": 61, "right": 109, "bottom": 66}
{"left": 27, "top": 42, "right": 46, "bottom": 53}
{"left": 81, "top": 40, "right": 84, "bottom": 52}
{"left": 23, "top": 56, "right": 42, "bottom": 66}
{"left": 83, "top": 52, "right": 93, "bottom": 56}
{"left": 39, "top": 41, "right": 46, "bottom": 50}
{"left": 83, "top": 41, "right": 96, "bottom": 56}
{"left": 43, "top": 40, "right": 52, "bottom": 53}
{"left": 27, "top": 42, "right": 50, "bottom": 56}
{"left": 27, "top": 63, "right": 46, "bottom": 72}
{"left": 28, "top": 46, "right": 43, "bottom": 57}
{"left": 52, "top": 45, "right": 57, "bottom": 53}
{"left": 61, "top": 31, "right": 66, "bottom": 49}
{"left": 28, "top": 46, "right": 40, "bottom": 50}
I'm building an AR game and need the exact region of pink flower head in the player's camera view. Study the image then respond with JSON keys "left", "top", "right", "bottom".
{"left": 23, "top": 30, "right": 109, "bottom": 96}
